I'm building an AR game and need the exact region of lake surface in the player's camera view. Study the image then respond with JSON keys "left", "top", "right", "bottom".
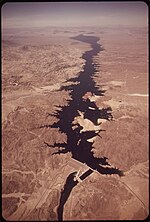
{"left": 48, "top": 34, "right": 124, "bottom": 220}
{"left": 50, "top": 34, "right": 123, "bottom": 176}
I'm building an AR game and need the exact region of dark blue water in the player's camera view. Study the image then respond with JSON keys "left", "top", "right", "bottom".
{"left": 57, "top": 169, "right": 93, "bottom": 221}
{"left": 43, "top": 34, "right": 124, "bottom": 220}
{"left": 44, "top": 34, "right": 124, "bottom": 176}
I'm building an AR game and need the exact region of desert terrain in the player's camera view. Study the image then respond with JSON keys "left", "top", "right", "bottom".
{"left": 2, "top": 26, "right": 149, "bottom": 220}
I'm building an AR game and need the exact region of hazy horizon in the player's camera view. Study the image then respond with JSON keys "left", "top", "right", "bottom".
{"left": 1, "top": 2, "right": 148, "bottom": 29}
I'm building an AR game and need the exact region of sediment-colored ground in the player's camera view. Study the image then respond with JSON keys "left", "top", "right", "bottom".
{"left": 2, "top": 27, "right": 149, "bottom": 220}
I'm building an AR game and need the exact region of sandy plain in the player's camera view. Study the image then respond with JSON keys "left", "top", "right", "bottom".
{"left": 2, "top": 26, "right": 149, "bottom": 220}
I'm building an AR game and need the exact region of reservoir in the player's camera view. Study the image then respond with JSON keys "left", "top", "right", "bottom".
{"left": 48, "top": 34, "right": 124, "bottom": 220}
{"left": 50, "top": 34, "right": 123, "bottom": 176}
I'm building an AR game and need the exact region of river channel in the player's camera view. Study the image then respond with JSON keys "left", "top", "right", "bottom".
{"left": 50, "top": 34, "right": 123, "bottom": 175}
{"left": 46, "top": 34, "right": 124, "bottom": 220}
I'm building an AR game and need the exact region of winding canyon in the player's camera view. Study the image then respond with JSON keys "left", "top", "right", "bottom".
{"left": 2, "top": 27, "right": 148, "bottom": 221}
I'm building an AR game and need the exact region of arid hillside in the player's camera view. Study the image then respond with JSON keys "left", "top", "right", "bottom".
{"left": 2, "top": 27, "right": 149, "bottom": 220}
